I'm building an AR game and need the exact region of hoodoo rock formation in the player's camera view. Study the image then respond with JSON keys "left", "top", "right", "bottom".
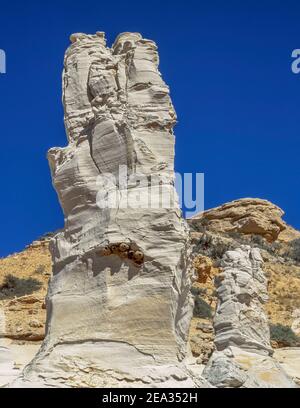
{"left": 203, "top": 246, "right": 295, "bottom": 388}
{"left": 13, "top": 32, "right": 207, "bottom": 387}
{"left": 3, "top": 33, "right": 298, "bottom": 389}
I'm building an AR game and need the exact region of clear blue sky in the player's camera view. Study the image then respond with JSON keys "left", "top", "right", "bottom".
{"left": 0, "top": 0, "right": 299, "bottom": 256}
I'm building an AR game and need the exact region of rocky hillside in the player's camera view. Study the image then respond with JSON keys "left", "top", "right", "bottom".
{"left": 0, "top": 198, "right": 300, "bottom": 386}
{"left": 188, "top": 198, "right": 300, "bottom": 365}
{"left": 1, "top": 199, "right": 299, "bottom": 352}
{"left": 0, "top": 237, "right": 52, "bottom": 342}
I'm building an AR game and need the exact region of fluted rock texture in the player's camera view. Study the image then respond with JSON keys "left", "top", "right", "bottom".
{"left": 214, "top": 246, "right": 272, "bottom": 354}
{"left": 14, "top": 32, "right": 207, "bottom": 388}
{"left": 203, "top": 246, "right": 295, "bottom": 388}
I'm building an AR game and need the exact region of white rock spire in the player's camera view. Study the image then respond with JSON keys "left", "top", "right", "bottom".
{"left": 14, "top": 31, "right": 207, "bottom": 388}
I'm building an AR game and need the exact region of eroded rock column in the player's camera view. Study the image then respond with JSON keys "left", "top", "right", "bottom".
{"left": 203, "top": 246, "right": 295, "bottom": 388}
{"left": 14, "top": 32, "right": 206, "bottom": 388}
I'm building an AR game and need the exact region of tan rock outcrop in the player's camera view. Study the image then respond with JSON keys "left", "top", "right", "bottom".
{"left": 189, "top": 319, "right": 215, "bottom": 364}
{"left": 264, "top": 262, "right": 300, "bottom": 330}
{"left": 191, "top": 198, "right": 286, "bottom": 242}
{"left": 193, "top": 255, "right": 213, "bottom": 283}
{"left": 189, "top": 198, "right": 300, "bottom": 348}
{"left": 292, "top": 310, "right": 300, "bottom": 336}
{"left": 273, "top": 348, "right": 300, "bottom": 385}
{"left": 0, "top": 239, "right": 51, "bottom": 342}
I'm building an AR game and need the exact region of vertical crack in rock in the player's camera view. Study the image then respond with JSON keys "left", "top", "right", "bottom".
{"left": 203, "top": 246, "right": 296, "bottom": 388}
{"left": 12, "top": 31, "right": 209, "bottom": 388}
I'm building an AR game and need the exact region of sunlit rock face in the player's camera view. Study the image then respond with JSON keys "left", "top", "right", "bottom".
{"left": 190, "top": 198, "right": 286, "bottom": 242}
{"left": 213, "top": 246, "right": 272, "bottom": 354}
{"left": 13, "top": 32, "right": 208, "bottom": 388}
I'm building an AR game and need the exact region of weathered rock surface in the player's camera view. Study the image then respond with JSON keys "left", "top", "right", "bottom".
{"left": 13, "top": 32, "right": 208, "bottom": 388}
{"left": 193, "top": 255, "right": 213, "bottom": 284}
{"left": 292, "top": 309, "right": 300, "bottom": 336}
{"left": 0, "top": 340, "right": 40, "bottom": 388}
{"left": 213, "top": 246, "right": 272, "bottom": 353}
{"left": 0, "top": 239, "right": 51, "bottom": 342}
{"left": 190, "top": 198, "right": 286, "bottom": 242}
{"left": 203, "top": 246, "right": 295, "bottom": 388}
{"left": 273, "top": 347, "right": 300, "bottom": 385}
{"left": 204, "top": 346, "right": 295, "bottom": 388}
{"left": 265, "top": 263, "right": 300, "bottom": 333}
{"left": 189, "top": 318, "right": 215, "bottom": 365}
{"left": 189, "top": 199, "right": 300, "bottom": 348}
{"left": 188, "top": 254, "right": 218, "bottom": 364}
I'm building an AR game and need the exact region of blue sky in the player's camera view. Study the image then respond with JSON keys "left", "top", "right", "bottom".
{"left": 0, "top": 0, "right": 299, "bottom": 256}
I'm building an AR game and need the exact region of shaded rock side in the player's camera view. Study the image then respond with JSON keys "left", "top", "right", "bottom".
{"left": 188, "top": 255, "right": 219, "bottom": 364}
{"left": 14, "top": 32, "right": 206, "bottom": 388}
{"left": 203, "top": 246, "right": 295, "bottom": 388}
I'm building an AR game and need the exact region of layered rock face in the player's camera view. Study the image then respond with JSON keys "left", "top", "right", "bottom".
{"left": 0, "top": 238, "right": 51, "bottom": 342}
{"left": 203, "top": 246, "right": 295, "bottom": 388}
{"left": 189, "top": 198, "right": 300, "bottom": 348}
{"left": 14, "top": 32, "right": 205, "bottom": 387}
{"left": 0, "top": 238, "right": 51, "bottom": 387}
{"left": 213, "top": 246, "right": 271, "bottom": 353}
{"left": 191, "top": 198, "right": 286, "bottom": 242}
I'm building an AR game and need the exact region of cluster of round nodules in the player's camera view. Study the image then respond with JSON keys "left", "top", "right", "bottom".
{"left": 98, "top": 242, "right": 144, "bottom": 266}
